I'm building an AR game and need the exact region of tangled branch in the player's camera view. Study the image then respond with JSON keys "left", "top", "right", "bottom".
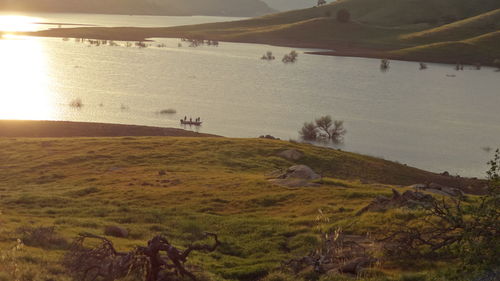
{"left": 63, "top": 232, "right": 220, "bottom": 281}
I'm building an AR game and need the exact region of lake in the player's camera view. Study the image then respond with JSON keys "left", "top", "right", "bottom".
{"left": 0, "top": 13, "right": 499, "bottom": 178}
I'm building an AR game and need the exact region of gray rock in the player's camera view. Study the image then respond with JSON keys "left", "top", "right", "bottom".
{"left": 410, "top": 184, "right": 427, "bottom": 190}
{"left": 278, "top": 149, "right": 304, "bottom": 161}
{"left": 357, "top": 189, "right": 434, "bottom": 215}
{"left": 280, "top": 165, "right": 320, "bottom": 180}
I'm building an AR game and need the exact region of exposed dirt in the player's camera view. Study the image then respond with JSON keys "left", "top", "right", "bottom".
{"left": 0, "top": 120, "right": 219, "bottom": 138}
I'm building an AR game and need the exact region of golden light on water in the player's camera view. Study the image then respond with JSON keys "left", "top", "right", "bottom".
{"left": 0, "top": 15, "right": 40, "bottom": 32}
{"left": 0, "top": 35, "right": 55, "bottom": 120}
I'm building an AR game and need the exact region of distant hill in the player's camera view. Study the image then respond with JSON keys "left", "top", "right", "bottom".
{"left": 248, "top": 0, "right": 500, "bottom": 27}
{"left": 0, "top": 0, "right": 275, "bottom": 17}
{"left": 25, "top": 0, "right": 500, "bottom": 65}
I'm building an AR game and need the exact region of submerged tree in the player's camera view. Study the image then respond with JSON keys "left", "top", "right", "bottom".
{"left": 380, "top": 58, "right": 390, "bottom": 72}
{"left": 282, "top": 51, "right": 299, "bottom": 63}
{"left": 315, "top": 116, "right": 346, "bottom": 143}
{"left": 299, "top": 122, "right": 318, "bottom": 141}
{"left": 299, "top": 115, "right": 346, "bottom": 143}
{"left": 261, "top": 51, "right": 276, "bottom": 61}
{"left": 69, "top": 98, "right": 83, "bottom": 109}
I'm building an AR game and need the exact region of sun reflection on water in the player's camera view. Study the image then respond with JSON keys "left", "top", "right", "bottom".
{"left": 0, "top": 35, "right": 55, "bottom": 120}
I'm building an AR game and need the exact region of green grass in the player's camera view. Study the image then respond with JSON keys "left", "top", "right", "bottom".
{"left": 0, "top": 137, "right": 483, "bottom": 280}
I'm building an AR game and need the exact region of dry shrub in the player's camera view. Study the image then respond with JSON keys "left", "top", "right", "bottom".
{"left": 17, "top": 226, "right": 68, "bottom": 249}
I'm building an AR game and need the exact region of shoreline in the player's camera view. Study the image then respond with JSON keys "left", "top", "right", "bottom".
{"left": 17, "top": 28, "right": 498, "bottom": 67}
{"left": 0, "top": 120, "right": 219, "bottom": 138}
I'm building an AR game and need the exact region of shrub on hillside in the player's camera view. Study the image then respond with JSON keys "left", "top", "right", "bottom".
{"left": 337, "top": 9, "right": 351, "bottom": 23}
{"left": 17, "top": 226, "right": 68, "bottom": 249}
{"left": 383, "top": 149, "right": 500, "bottom": 277}
{"left": 104, "top": 225, "right": 129, "bottom": 238}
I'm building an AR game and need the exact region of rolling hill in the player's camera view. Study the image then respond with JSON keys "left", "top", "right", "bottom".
{"left": 0, "top": 134, "right": 488, "bottom": 280}
{"left": 23, "top": 0, "right": 500, "bottom": 65}
{"left": 403, "top": 9, "right": 500, "bottom": 43}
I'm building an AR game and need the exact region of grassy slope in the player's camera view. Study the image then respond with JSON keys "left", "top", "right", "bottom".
{"left": 402, "top": 9, "right": 500, "bottom": 42}
{"left": 0, "top": 137, "right": 484, "bottom": 280}
{"left": 391, "top": 31, "right": 500, "bottom": 64}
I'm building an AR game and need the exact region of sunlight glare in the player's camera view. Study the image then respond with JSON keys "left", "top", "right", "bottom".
{"left": 0, "top": 15, "right": 41, "bottom": 32}
{"left": 0, "top": 36, "right": 55, "bottom": 120}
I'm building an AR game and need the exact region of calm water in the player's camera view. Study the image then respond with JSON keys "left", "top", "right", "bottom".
{"left": 0, "top": 12, "right": 244, "bottom": 31}
{"left": 0, "top": 13, "right": 499, "bottom": 178}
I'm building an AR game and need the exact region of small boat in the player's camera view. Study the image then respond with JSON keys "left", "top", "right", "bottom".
{"left": 180, "top": 120, "right": 202, "bottom": 126}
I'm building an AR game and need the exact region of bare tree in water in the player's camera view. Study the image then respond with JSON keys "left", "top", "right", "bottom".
{"left": 299, "top": 122, "right": 318, "bottom": 141}
{"left": 315, "top": 116, "right": 346, "bottom": 143}
{"left": 300, "top": 115, "right": 346, "bottom": 143}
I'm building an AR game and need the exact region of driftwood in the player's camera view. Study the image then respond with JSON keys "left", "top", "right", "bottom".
{"left": 63, "top": 232, "right": 220, "bottom": 281}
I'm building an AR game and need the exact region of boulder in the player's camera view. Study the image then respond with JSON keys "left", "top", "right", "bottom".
{"left": 104, "top": 225, "right": 128, "bottom": 238}
{"left": 412, "top": 183, "right": 464, "bottom": 197}
{"left": 278, "top": 149, "right": 304, "bottom": 161}
{"left": 279, "top": 165, "right": 320, "bottom": 180}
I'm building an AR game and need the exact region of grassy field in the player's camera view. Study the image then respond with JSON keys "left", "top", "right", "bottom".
{"left": 0, "top": 136, "right": 486, "bottom": 281}
{"left": 22, "top": 0, "right": 500, "bottom": 65}
{"left": 402, "top": 9, "right": 500, "bottom": 42}
{"left": 390, "top": 31, "right": 500, "bottom": 65}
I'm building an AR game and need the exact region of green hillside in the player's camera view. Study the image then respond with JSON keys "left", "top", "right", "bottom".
{"left": 0, "top": 137, "right": 489, "bottom": 280}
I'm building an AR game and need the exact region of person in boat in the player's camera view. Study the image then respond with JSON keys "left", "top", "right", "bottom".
{"left": 184, "top": 116, "right": 187, "bottom": 121}
{"left": 189, "top": 118, "right": 192, "bottom": 122}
